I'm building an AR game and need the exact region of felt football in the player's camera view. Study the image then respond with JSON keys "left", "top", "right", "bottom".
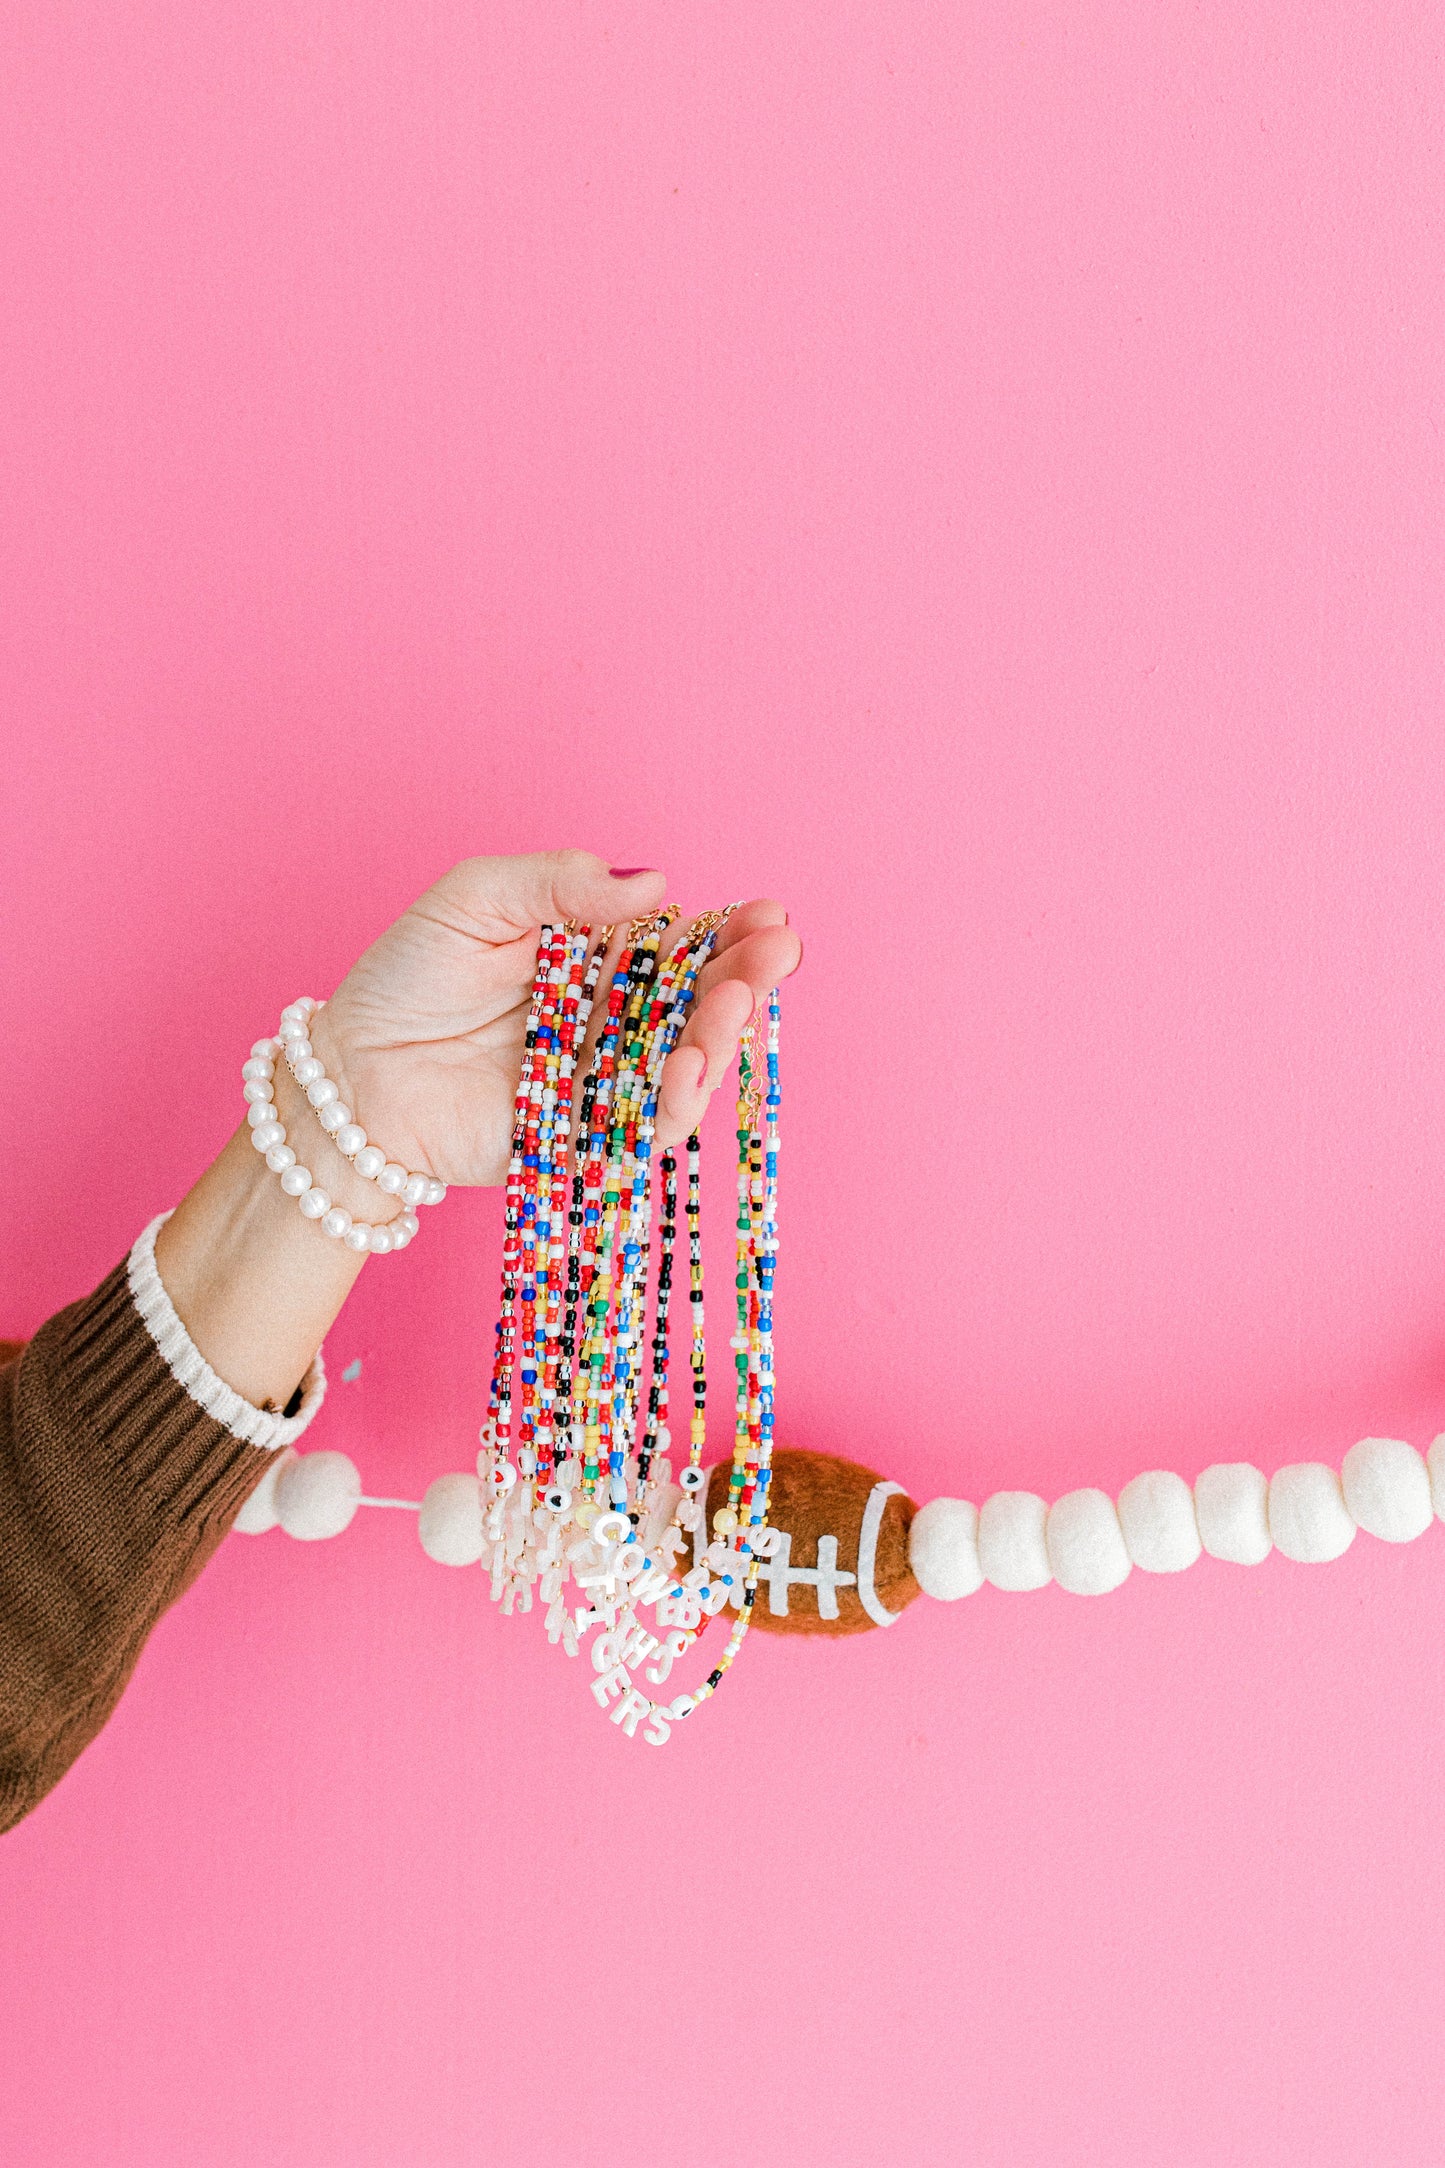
{"left": 703, "top": 1448, "right": 920, "bottom": 1636}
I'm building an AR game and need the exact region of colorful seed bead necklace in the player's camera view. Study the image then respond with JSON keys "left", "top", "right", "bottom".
{"left": 468, "top": 909, "right": 781, "bottom": 1736}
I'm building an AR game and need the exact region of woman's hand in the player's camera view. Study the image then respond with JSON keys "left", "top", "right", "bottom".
{"left": 309, "top": 851, "right": 802, "bottom": 1187}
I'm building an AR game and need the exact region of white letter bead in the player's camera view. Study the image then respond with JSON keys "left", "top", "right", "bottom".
{"left": 402, "top": 1174, "right": 429, "bottom": 1207}
{"left": 343, "top": 1223, "right": 373, "bottom": 1252}
{"left": 265, "top": 1143, "right": 297, "bottom": 1172}
{"left": 306, "top": 1077, "right": 338, "bottom": 1108}
{"left": 280, "top": 1166, "right": 312, "bottom": 1196}
{"left": 292, "top": 1057, "right": 323, "bottom": 1086}
{"left": 1341, "top": 1436, "right": 1433, "bottom": 1543}
{"left": 418, "top": 1473, "right": 486, "bottom": 1565}
{"left": 1429, "top": 1436, "right": 1445, "bottom": 1521}
{"left": 298, "top": 1186, "right": 331, "bottom": 1219}
{"left": 250, "top": 1121, "right": 285, "bottom": 1152}
{"left": 242, "top": 1079, "right": 274, "bottom": 1104}
{"left": 336, "top": 1125, "right": 367, "bottom": 1157}
{"left": 377, "top": 1163, "right": 408, "bottom": 1195}
{"left": 247, "top": 1101, "right": 277, "bottom": 1127}
{"left": 1194, "top": 1463, "right": 1271, "bottom": 1564}
{"left": 977, "top": 1491, "right": 1052, "bottom": 1591}
{"left": 1269, "top": 1463, "right": 1356, "bottom": 1563}
{"left": 1047, "top": 1488, "right": 1131, "bottom": 1595}
{"left": 908, "top": 1497, "right": 983, "bottom": 1600}
{"left": 354, "top": 1146, "right": 387, "bottom": 1180}
{"left": 1117, "top": 1469, "right": 1201, "bottom": 1573}
{"left": 318, "top": 1101, "right": 350, "bottom": 1133}
{"left": 232, "top": 1446, "right": 297, "bottom": 1534}
{"left": 321, "top": 1207, "right": 352, "bottom": 1239}
{"left": 274, "top": 1451, "right": 362, "bottom": 1539}
{"left": 368, "top": 1224, "right": 394, "bottom": 1253}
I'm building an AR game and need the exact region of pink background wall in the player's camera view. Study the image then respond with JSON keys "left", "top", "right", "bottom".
{"left": 4, "top": 3, "right": 1445, "bottom": 2162}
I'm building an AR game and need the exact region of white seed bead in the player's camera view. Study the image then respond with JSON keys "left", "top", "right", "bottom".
{"left": 343, "top": 1223, "right": 373, "bottom": 1252}
{"left": 1269, "top": 1463, "right": 1355, "bottom": 1564}
{"left": 251, "top": 1037, "right": 281, "bottom": 1061}
{"left": 1047, "top": 1489, "right": 1131, "bottom": 1596}
{"left": 423, "top": 1179, "right": 446, "bottom": 1207}
{"left": 418, "top": 1474, "right": 486, "bottom": 1565}
{"left": 368, "top": 1224, "right": 394, "bottom": 1253}
{"left": 354, "top": 1146, "right": 386, "bottom": 1180}
{"left": 377, "top": 1162, "right": 408, "bottom": 1195}
{"left": 1340, "top": 1436, "right": 1433, "bottom": 1543}
{"left": 280, "top": 1165, "right": 312, "bottom": 1197}
{"left": 402, "top": 1174, "right": 429, "bottom": 1208}
{"left": 241, "top": 1058, "right": 274, "bottom": 1081}
{"left": 265, "top": 1143, "right": 297, "bottom": 1172}
{"left": 247, "top": 1101, "right": 278, "bottom": 1127}
{"left": 274, "top": 1451, "right": 361, "bottom": 1540}
{"left": 243, "top": 1079, "right": 274, "bottom": 1104}
{"left": 318, "top": 1101, "right": 351, "bottom": 1133}
{"left": 977, "top": 1491, "right": 1051, "bottom": 1591}
{"left": 336, "top": 1124, "right": 367, "bottom": 1157}
{"left": 292, "top": 1056, "right": 324, "bottom": 1087}
{"left": 908, "top": 1498, "right": 983, "bottom": 1599}
{"left": 298, "top": 1186, "right": 331, "bottom": 1219}
{"left": 250, "top": 1121, "right": 285, "bottom": 1152}
{"left": 321, "top": 1207, "right": 352, "bottom": 1239}
{"left": 1117, "top": 1470, "right": 1201, "bottom": 1573}
{"left": 1429, "top": 1435, "right": 1445, "bottom": 1521}
{"left": 1194, "top": 1463, "right": 1271, "bottom": 1564}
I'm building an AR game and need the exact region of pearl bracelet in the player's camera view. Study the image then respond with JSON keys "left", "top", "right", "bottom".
{"left": 241, "top": 995, "right": 437, "bottom": 1254}
{"left": 273, "top": 997, "right": 446, "bottom": 1210}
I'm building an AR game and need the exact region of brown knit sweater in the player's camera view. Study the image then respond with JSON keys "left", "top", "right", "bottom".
{"left": 0, "top": 1250, "right": 300, "bottom": 1832}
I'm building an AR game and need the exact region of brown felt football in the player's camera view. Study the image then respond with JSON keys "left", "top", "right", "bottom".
{"left": 703, "top": 1448, "right": 920, "bottom": 1636}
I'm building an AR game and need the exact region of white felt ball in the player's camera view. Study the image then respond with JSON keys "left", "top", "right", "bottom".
{"left": 1429, "top": 1436, "right": 1445, "bottom": 1522}
{"left": 1194, "top": 1463, "right": 1271, "bottom": 1564}
{"left": 1047, "top": 1488, "right": 1131, "bottom": 1596}
{"left": 274, "top": 1451, "right": 362, "bottom": 1540}
{"left": 232, "top": 1447, "right": 297, "bottom": 1534}
{"left": 977, "top": 1491, "right": 1052, "bottom": 1591}
{"left": 1268, "top": 1462, "right": 1355, "bottom": 1564}
{"left": 1117, "top": 1469, "right": 1201, "bottom": 1573}
{"left": 1341, "top": 1436, "right": 1433, "bottom": 1544}
{"left": 418, "top": 1473, "right": 486, "bottom": 1565}
{"left": 909, "top": 1498, "right": 984, "bottom": 1600}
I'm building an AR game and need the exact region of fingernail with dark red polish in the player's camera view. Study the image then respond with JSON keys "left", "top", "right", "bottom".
{"left": 609, "top": 866, "right": 656, "bottom": 878}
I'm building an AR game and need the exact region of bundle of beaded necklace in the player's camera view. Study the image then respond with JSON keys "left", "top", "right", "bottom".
{"left": 474, "top": 908, "right": 782, "bottom": 1742}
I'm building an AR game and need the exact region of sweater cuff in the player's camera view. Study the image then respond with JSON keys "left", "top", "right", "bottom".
{"left": 125, "top": 1213, "right": 327, "bottom": 1452}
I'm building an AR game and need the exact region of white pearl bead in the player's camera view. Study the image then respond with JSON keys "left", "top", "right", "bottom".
{"left": 977, "top": 1491, "right": 1051, "bottom": 1591}
{"left": 293, "top": 1056, "right": 323, "bottom": 1087}
{"left": 297, "top": 996, "right": 320, "bottom": 1015}
{"left": 1194, "top": 1463, "right": 1271, "bottom": 1563}
{"left": 280, "top": 1002, "right": 309, "bottom": 1023}
{"left": 908, "top": 1498, "right": 983, "bottom": 1600}
{"left": 274, "top": 1451, "right": 362, "bottom": 1540}
{"left": 389, "top": 1221, "right": 412, "bottom": 1249}
{"left": 418, "top": 1474, "right": 485, "bottom": 1565}
{"left": 241, "top": 1058, "right": 274, "bottom": 1081}
{"left": 1116, "top": 1470, "right": 1201, "bottom": 1573}
{"left": 343, "top": 1222, "right": 372, "bottom": 1252}
{"left": 321, "top": 1206, "right": 352, "bottom": 1239}
{"left": 423, "top": 1179, "right": 447, "bottom": 1207}
{"left": 400, "top": 1210, "right": 420, "bottom": 1236}
{"left": 1340, "top": 1436, "right": 1433, "bottom": 1544}
{"left": 250, "top": 1121, "right": 285, "bottom": 1152}
{"left": 251, "top": 1037, "right": 281, "bottom": 1061}
{"left": 336, "top": 1124, "right": 367, "bottom": 1157}
{"left": 280, "top": 1165, "right": 312, "bottom": 1196}
{"left": 265, "top": 1143, "right": 297, "bottom": 1172}
{"left": 306, "top": 1077, "right": 338, "bottom": 1108}
{"left": 286, "top": 1038, "right": 312, "bottom": 1062}
{"left": 354, "top": 1146, "right": 386, "bottom": 1180}
{"left": 243, "top": 1079, "right": 274, "bottom": 1104}
{"left": 298, "top": 1186, "right": 331, "bottom": 1219}
{"left": 1047, "top": 1489, "right": 1131, "bottom": 1595}
{"left": 278, "top": 1018, "right": 308, "bottom": 1042}
{"left": 247, "top": 1101, "right": 278, "bottom": 1127}
{"left": 377, "top": 1162, "right": 408, "bottom": 1195}
{"left": 1268, "top": 1463, "right": 1355, "bottom": 1563}
{"left": 402, "top": 1174, "right": 429, "bottom": 1207}
{"left": 368, "top": 1224, "right": 394, "bottom": 1253}
{"left": 318, "top": 1101, "right": 351, "bottom": 1133}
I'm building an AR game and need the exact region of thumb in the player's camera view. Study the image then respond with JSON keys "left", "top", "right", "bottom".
{"left": 425, "top": 850, "right": 666, "bottom": 941}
